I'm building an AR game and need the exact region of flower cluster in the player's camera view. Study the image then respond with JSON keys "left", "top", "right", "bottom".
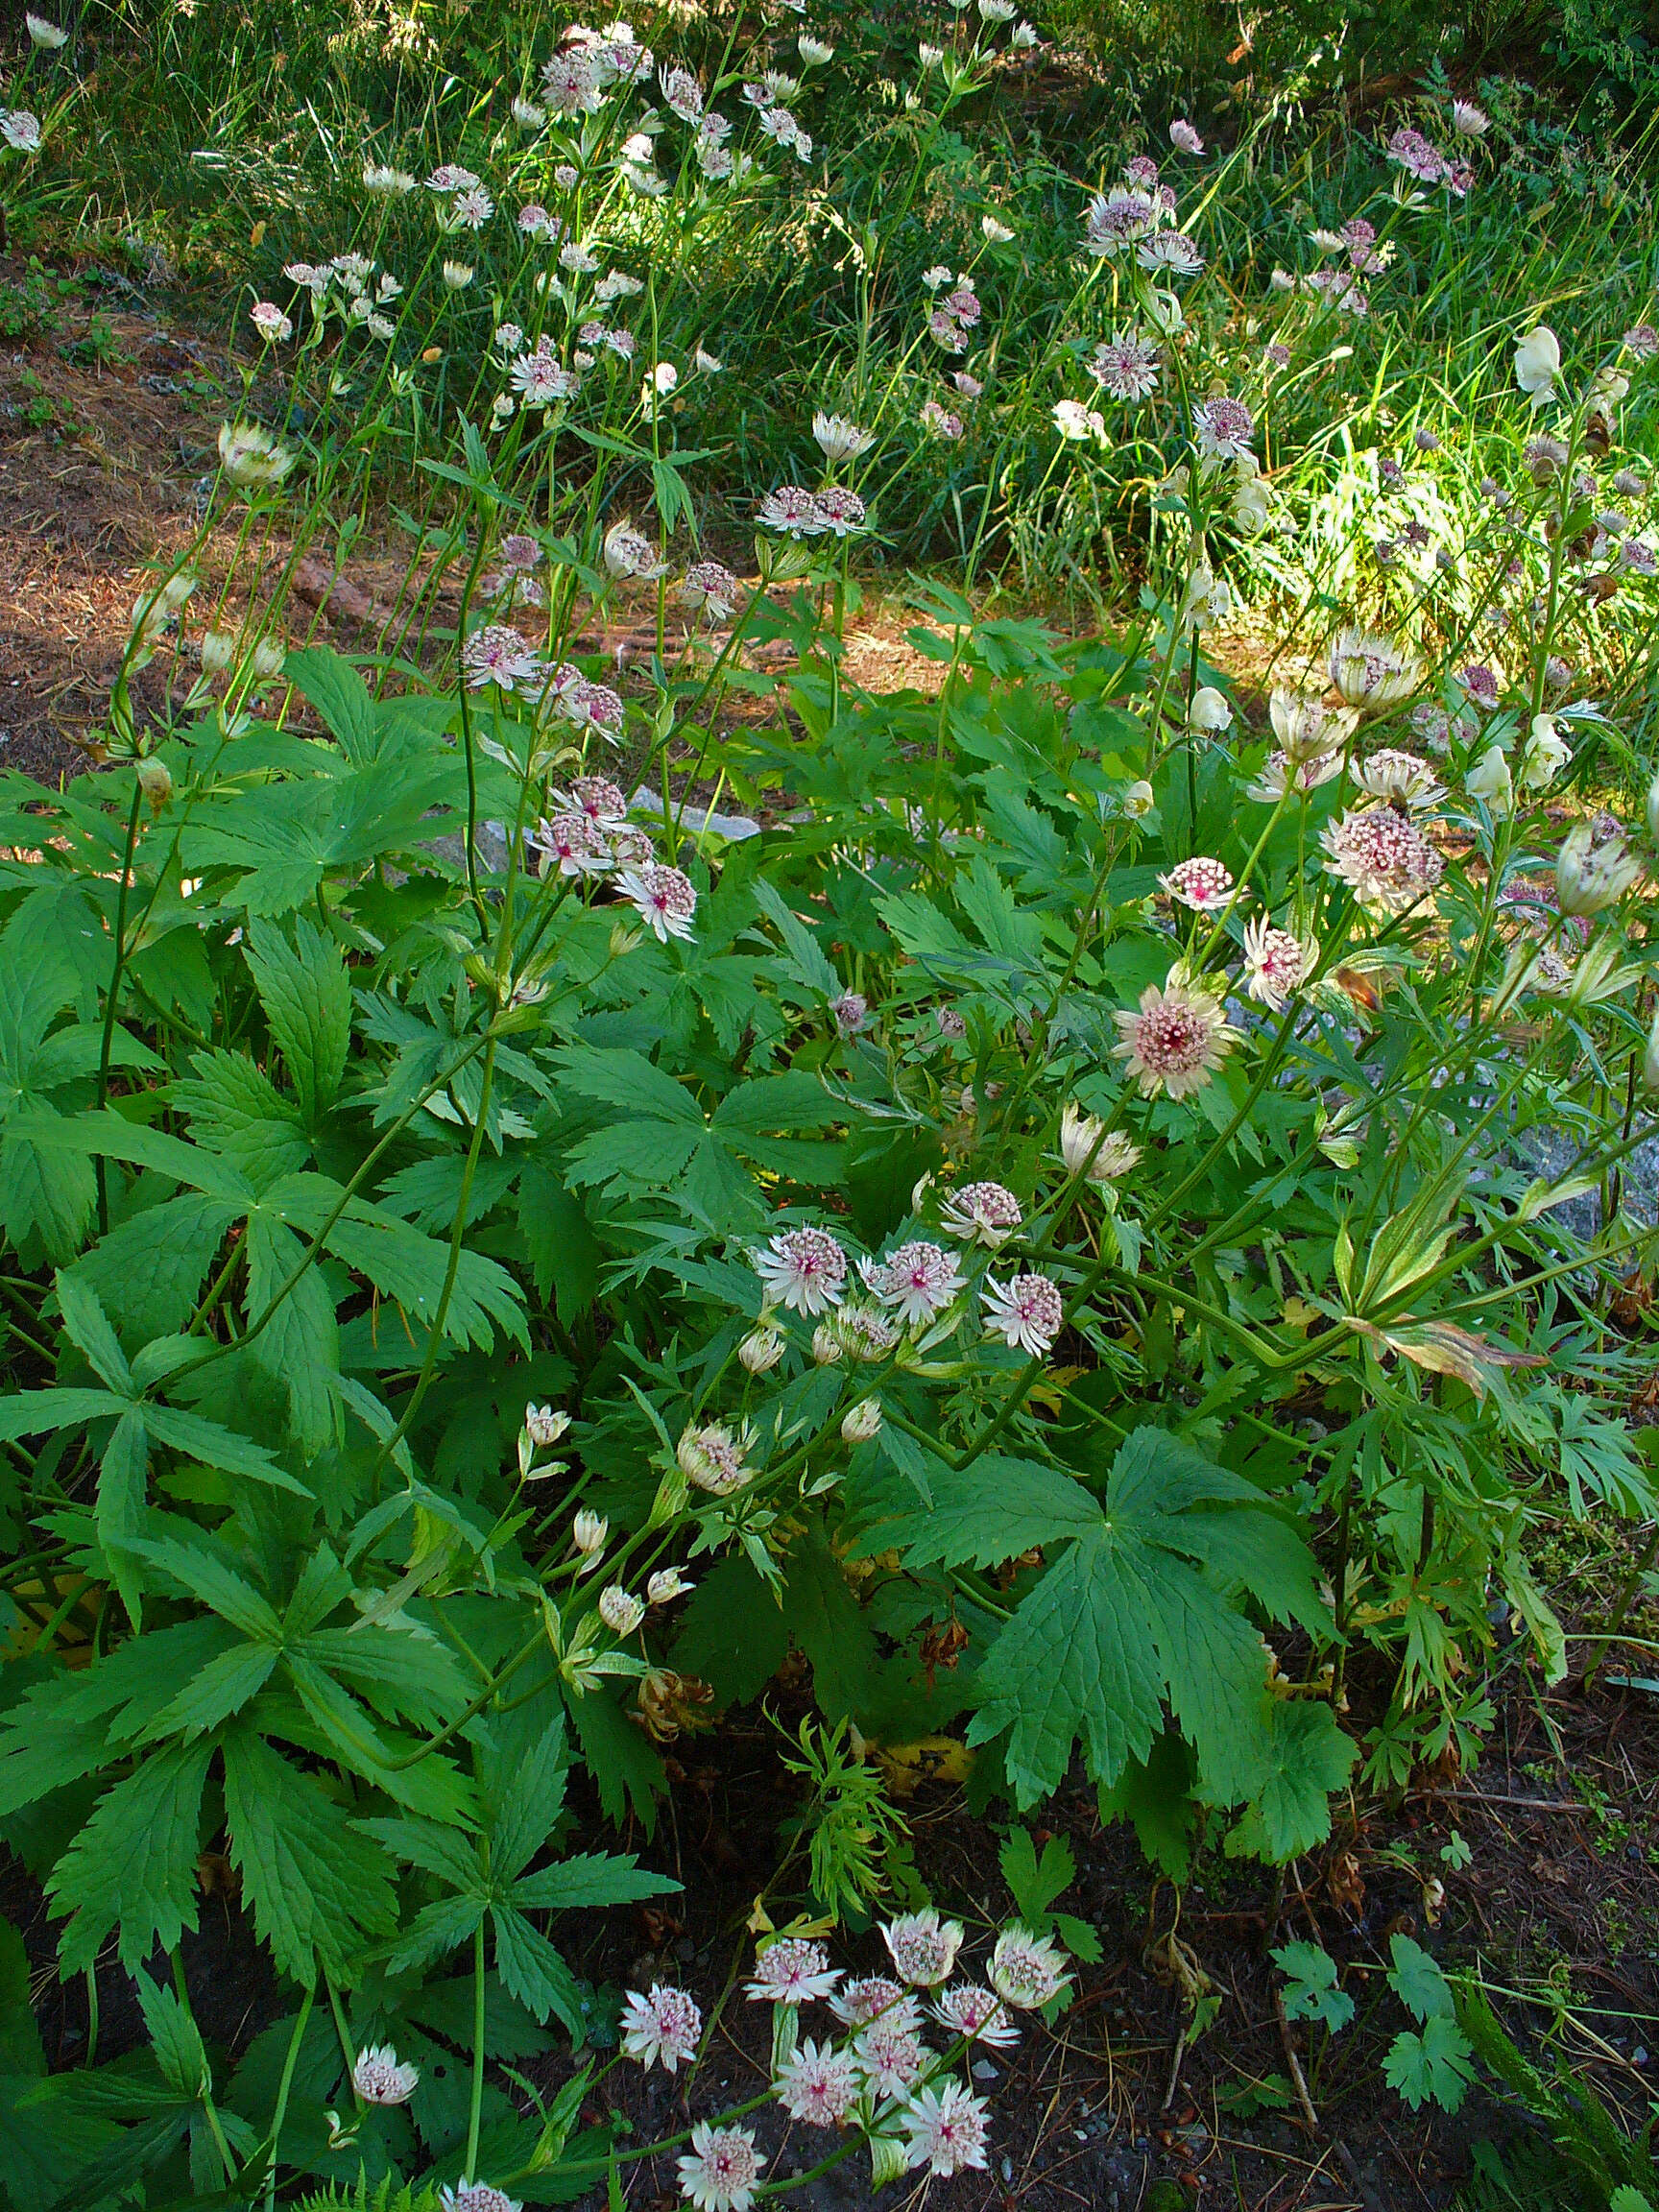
{"left": 618, "top": 1918, "right": 1070, "bottom": 2205}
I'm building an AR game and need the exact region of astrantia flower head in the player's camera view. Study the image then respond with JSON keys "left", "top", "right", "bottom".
{"left": 618, "top": 862, "right": 697, "bottom": 943}
{"left": 660, "top": 61, "right": 704, "bottom": 120}
{"left": 1328, "top": 628, "right": 1421, "bottom": 711}
{"left": 1089, "top": 329, "right": 1162, "bottom": 400}
{"left": 1113, "top": 973, "right": 1237, "bottom": 1098}
{"left": 774, "top": 2037, "right": 858, "bottom": 2127}
{"left": 988, "top": 1924, "right": 1071, "bottom": 2009}
{"left": 1169, "top": 117, "right": 1205, "bottom": 154}
{"left": 218, "top": 420, "right": 294, "bottom": 489}
{"left": 602, "top": 518, "right": 668, "bottom": 580}
{"left": 1269, "top": 686, "right": 1356, "bottom": 762}
{"left": 26, "top": 15, "right": 69, "bottom": 48}
{"left": 681, "top": 561, "right": 740, "bottom": 620}
{"left": 812, "top": 411, "right": 872, "bottom": 464}
{"left": 814, "top": 486, "right": 868, "bottom": 536}
{"left": 841, "top": 1397, "right": 883, "bottom": 1444}
{"left": 1, "top": 110, "right": 43, "bottom": 153}
{"left": 934, "top": 1982, "right": 1020, "bottom": 2046}
{"left": 1355, "top": 748, "right": 1441, "bottom": 806}
{"left": 572, "top": 1508, "right": 607, "bottom": 1553}
{"left": 1386, "top": 126, "right": 1452, "bottom": 186}
{"left": 1556, "top": 815, "right": 1643, "bottom": 916}
{"left": 1460, "top": 662, "right": 1502, "bottom": 710}
{"left": 440, "top": 2187, "right": 521, "bottom": 2212}
{"left": 354, "top": 2045, "right": 419, "bottom": 2104}
{"left": 830, "top": 1302, "right": 901, "bottom": 1361}
{"left": 1241, "top": 917, "right": 1317, "bottom": 1011}
{"left": 676, "top": 1421, "right": 753, "bottom": 1496}
{"left": 883, "top": 1908, "right": 966, "bottom": 1985}
{"left": 830, "top": 1974, "right": 917, "bottom": 2029}
{"left": 830, "top": 990, "right": 868, "bottom": 1037}
{"left": 914, "top": 397, "right": 959, "bottom": 440}
{"left": 1451, "top": 99, "right": 1488, "bottom": 136}
{"left": 757, "top": 484, "right": 825, "bottom": 537}
{"left": 746, "top": 1936, "right": 839, "bottom": 2006}
{"left": 563, "top": 677, "right": 624, "bottom": 738}
{"left": 678, "top": 2124, "right": 763, "bottom": 2212}
{"left": 863, "top": 1239, "right": 966, "bottom": 1327}
{"left": 1082, "top": 188, "right": 1157, "bottom": 256}
{"left": 938, "top": 1180, "right": 1022, "bottom": 1248}
{"left": 1053, "top": 398, "right": 1106, "bottom": 444}
{"left": 1059, "top": 1102, "right": 1141, "bottom": 1185}
{"left": 738, "top": 1324, "right": 784, "bottom": 1375}
{"left": 902, "top": 2080, "right": 992, "bottom": 2177}
{"left": 1138, "top": 229, "right": 1203, "bottom": 275}
{"left": 1159, "top": 855, "right": 1235, "bottom": 912}
{"left": 981, "top": 1270, "right": 1064, "bottom": 1356}
{"left": 854, "top": 2015, "right": 926, "bottom": 2097}
{"left": 511, "top": 339, "right": 581, "bottom": 408}
{"left": 756, "top": 1226, "right": 847, "bottom": 1315}
{"left": 250, "top": 301, "right": 292, "bottom": 343}
{"left": 1192, "top": 395, "right": 1255, "bottom": 461}
{"left": 1513, "top": 325, "right": 1561, "bottom": 405}
{"left": 1623, "top": 324, "right": 1659, "bottom": 361}
{"left": 462, "top": 624, "right": 545, "bottom": 695}
{"left": 621, "top": 1983, "right": 703, "bottom": 2072}
{"left": 598, "top": 1585, "right": 645, "bottom": 1637}
{"left": 1321, "top": 805, "right": 1446, "bottom": 911}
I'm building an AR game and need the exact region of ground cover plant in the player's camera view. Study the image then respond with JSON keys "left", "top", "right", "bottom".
{"left": 0, "top": 2, "right": 1658, "bottom": 2206}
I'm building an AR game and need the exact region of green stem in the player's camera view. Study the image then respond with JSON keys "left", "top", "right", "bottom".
{"left": 93, "top": 778, "right": 146, "bottom": 1236}
{"left": 467, "top": 1918, "right": 488, "bottom": 2180}
{"left": 263, "top": 1980, "right": 316, "bottom": 2212}
{"left": 364, "top": 1035, "right": 499, "bottom": 1479}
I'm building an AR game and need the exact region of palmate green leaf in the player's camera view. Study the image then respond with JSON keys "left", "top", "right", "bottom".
{"left": 222, "top": 1730, "right": 399, "bottom": 1982}
{"left": 171, "top": 1050, "right": 309, "bottom": 1189}
{"left": 968, "top": 1528, "right": 1166, "bottom": 1807}
{"left": 98, "top": 1407, "right": 151, "bottom": 1623}
{"left": 178, "top": 754, "right": 462, "bottom": 916}
{"left": 134, "top": 1967, "right": 209, "bottom": 2101}
{"left": 853, "top": 1453, "right": 1100, "bottom": 1569}
{"left": 244, "top": 917, "right": 352, "bottom": 1127}
{"left": 69, "top": 1190, "right": 241, "bottom": 1343}
{"left": 320, "top": 1202, "right": 528, "bottom": 1352}
{"left": 0, "top": 1618, "right": 232, "bottom": 1815}
{"left": 0, "top": 1114, "right": 98, "bottom": 1262}
{"left": 136, "top": 1536, "right": 283, "bottom": 1641}
{"left": 141, "top": 1640, "right": 278, "bottom": 1740}
{"left": 46, "top": 2108, "right": 192, "bottom": 2212}
{"left": 285, "top": 644, "right": 379, "bottom": 763}
{"left": 1225, "top": 1700, "right": 1358, "bottom": 1864}
{"left": 55, "top": 1270, "right": 131, "bottom": 1390}
{"left": 359, "top": 1814, "right": 482, "bottom": 1892}
{"left": 549, "top": 1046, "right": 701, "bottom": 1126}
{"left": 1382, "top": 2014, "right": 1477, "bottom": 2113}
{"left": 383, "top": 1890, "right": 486, "bottom": 1978}
{"left": 490, "top": 1720, "right": 572, "bottom": 1883}
{"left": 751, "top": 877, "right": 839, "bottom": 998}
{"left": 1387, "top": 1934, "right": 1455, "bottom": 2023}
{"left": 513, "top": 1852, "right": 679, "bottom": 1912}
{"left": 960, "top": 1429, "right": 1331, "bottom": 1815}
{"left": 245, "top": 1206, "right": 341, "bottom": 1455}
{"left": 1272, "top": 1940, "right": 1356, "bottom": 2033}
{"left": 491, "top": 1904, "right": 585, "bottom": 2036}
{"left": 48, "top": 1741, "right": 212, "bottom": 1972}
